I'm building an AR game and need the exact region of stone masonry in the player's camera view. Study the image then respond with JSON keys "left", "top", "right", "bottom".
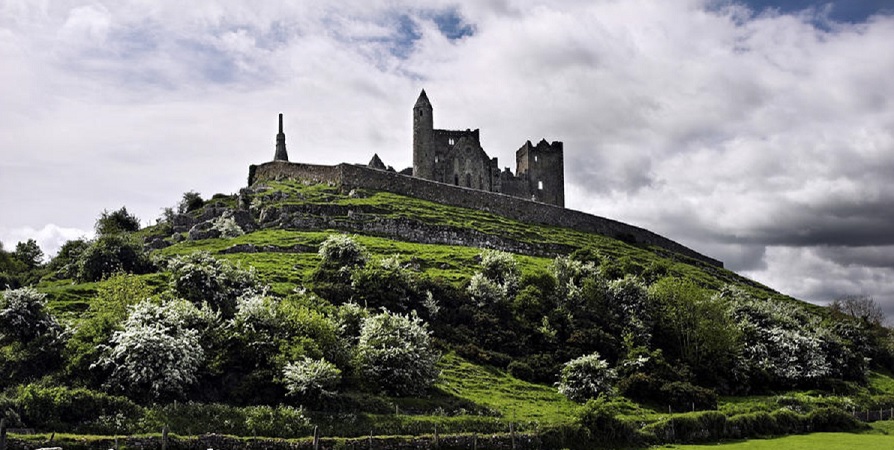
{"left": 411, "top": 90, "right": 565, "bottom": 207}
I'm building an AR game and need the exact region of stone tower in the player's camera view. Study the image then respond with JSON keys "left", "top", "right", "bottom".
{"left": 413, "top": 90, "right": 434, "bottom": 179}
{"left": 274, "top": 113, "right": 289, "bottom": 161}
{"left": 515, "top": 140, "right": 565, "bottom": 207}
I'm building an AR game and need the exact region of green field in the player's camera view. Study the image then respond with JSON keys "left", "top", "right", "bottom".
{"left": 667, "top": 421, "right": 894, "bottom": 449}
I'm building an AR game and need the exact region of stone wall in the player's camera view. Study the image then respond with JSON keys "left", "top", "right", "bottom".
{"left": 7, "top": 433, "right": 540, "bottom": 450}
{"left": 249, "top": 161, "right": 723, "bottom": 267}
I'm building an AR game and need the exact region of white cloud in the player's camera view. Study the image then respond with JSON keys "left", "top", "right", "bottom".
{"left": 1, "top": 0, "right": 893, "bottom": 316}
{"left": 0, "top": 224, "right": 93, "bottom": 261}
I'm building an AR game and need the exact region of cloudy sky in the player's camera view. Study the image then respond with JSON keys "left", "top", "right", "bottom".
{"left": 1, "top": 0, "right": 893, "bottom": 315}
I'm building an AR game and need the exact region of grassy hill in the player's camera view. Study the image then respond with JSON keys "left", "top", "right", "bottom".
{"left": 3, "top": 179, "right": 894, "bottom": 449}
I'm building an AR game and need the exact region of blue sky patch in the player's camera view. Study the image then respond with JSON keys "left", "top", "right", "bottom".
{"left": 733, "top": 0, "right": 893, "bottom": 22}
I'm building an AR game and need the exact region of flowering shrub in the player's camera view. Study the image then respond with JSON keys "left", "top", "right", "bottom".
{"left": 167, "top": 251, "right": 259, "bottom": 317}
{"left": 96, "top": 299, "right": 205, "bottom": 400}
{"left": 0, "top": 287, "right": 60, "bottom": 344}
{"left": 356, "top": 310, "right": 439, "bottom": 395}
{"left": 211, "top": 213, "right": 244, "bottom": 238}
{"left": 282, "top": 357, "right": 341, "bottom": 399}
{"left": 318, "top": 234, "right": 368, "bottom": 271}
{"left": 557, "top": 352, "right": 617, "bottom": 402}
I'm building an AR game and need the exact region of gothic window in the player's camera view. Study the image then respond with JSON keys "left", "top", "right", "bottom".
{"left": 534, "top": 155, "right": 539, "bottom": 162}
{"left": 538, "top": 180, "right": 544, "bottom": 190}
{"left": 449, "top": 138, "right": 455, "bottom": 145}
{"left": 454, "top": 174, "right": 459, "bottom": 185}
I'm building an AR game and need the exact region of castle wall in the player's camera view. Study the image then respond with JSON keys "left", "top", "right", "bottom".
{"left": 249, "top": 161, "right": 723, "bottom": 267}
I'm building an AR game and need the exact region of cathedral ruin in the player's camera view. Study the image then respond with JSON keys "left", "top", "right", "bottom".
{"left": 411, "top": 90, "right": 565, "bottom": 207}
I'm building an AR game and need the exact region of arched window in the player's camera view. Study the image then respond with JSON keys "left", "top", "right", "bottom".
{"left": 466, "top": 173, "right": 472, "bottom": 187}
{"left": 454, "top": 174, "right": 459, "bottom": 186}
{"left": 538, "top": 180, "right": 544, "bottom": 190}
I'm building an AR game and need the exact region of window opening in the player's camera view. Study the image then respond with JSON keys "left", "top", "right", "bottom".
{"left": 538, "top": 180, "right": 544, "bottom": 190}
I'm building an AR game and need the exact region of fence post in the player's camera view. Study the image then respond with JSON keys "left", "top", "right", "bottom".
{"left": 473, "top": 433, "right": 477, "bottom": 450}
{"left": 433, "top": 425, "right": 439, "bottom": 449}
{"left": 313, "top": 426, "right": 320, "bottom": 450}
{"left": 162, "top": 426, "right": 169, "bottom": 450}
{"left": 510, "top": 423, "right": 516, "bottom": 450}
{"left": 368, "top": 430, "right": 373, "bottom": 450}
{"left": 1, "top": 418, "right": 7, "bottom": 450}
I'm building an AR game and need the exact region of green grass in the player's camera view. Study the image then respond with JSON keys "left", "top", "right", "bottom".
{"left": 664, "top": 431, "right": 894, "bottom": 449}
{"left": 435, "top": 352, "right": 578, "bottom": 425}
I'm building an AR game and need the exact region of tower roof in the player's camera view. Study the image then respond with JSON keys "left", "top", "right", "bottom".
{"left": 414, "top": 89, "right": 431, "bottom": 108}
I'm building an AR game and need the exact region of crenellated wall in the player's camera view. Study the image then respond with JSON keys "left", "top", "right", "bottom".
{"left": 248, "top": 161, "right": 723, "bottom": 267}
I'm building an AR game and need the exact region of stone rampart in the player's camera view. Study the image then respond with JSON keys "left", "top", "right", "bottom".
{"left": 248, "top": 161, "right": 722, "bottom": 267}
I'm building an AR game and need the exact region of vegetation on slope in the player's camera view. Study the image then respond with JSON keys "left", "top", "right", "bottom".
{"left": 2, "top": 183, "right": 894, "bottom": 448}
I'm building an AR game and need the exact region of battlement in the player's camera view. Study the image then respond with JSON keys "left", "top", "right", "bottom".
{"left": 248, "top": 160, "right": 723, "bottom": 268}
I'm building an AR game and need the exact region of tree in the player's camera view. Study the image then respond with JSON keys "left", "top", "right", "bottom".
{"left": 649, "top": 278, "right": 740, "bottom": 385}
{"left": 76, "top": 234, "right": 154, "bottom": 282}
{"left": 95, "top": 207, "right": 141, "bottom": 236}
{"left": 13, "top": 239, "right": 44, "bottom": 269}
{"left": 830, "top": 295, "right": 886, "bottom": 327}
{"left": 178, "top": 191, "right": 204, "bottom": 214}
{"left": 95, "top": 299, "right": 206, "bottom": 400}
{"left": 356, "top": 310, "right": 439, "bottom": 396}
{"left": 557, "top": 352, "right": 617, "bottom": 402}
{"left": 47, "top": 238, "right": 89, "bottom": 279}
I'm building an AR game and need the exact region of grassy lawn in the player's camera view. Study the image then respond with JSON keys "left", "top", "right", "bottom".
{"left": 664, "top": 432, "right": 894, "bottom": 449}
{"left": 665, "top": 421, "right": 894, "bottom": 449}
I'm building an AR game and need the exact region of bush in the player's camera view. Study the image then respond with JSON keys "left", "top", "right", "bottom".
{"left": 557, "top": 352, "right": 616, "bottom": 402}
{"left": 726, "top": 411, "right": 777, "bottom": 438}
{"left": 168, "top": 251, "right": 259, "bottom": 317}
{"left": 18, "top": 384, "right": 141, "bottom": 433}
{"left": 95, "top": 207, "right": 141, "bottom": 236}
{"left": 808, "top": 406, "right": 862, "bottom": 432}
{"left": 575, "top": 397, "right": 639, "bottom": 446}
{"left": 770, "top": 408, "right": 805, "bottom": 435}
{"left": 140, "top": 402, "right": 312, "bottom": 438}
{"left": 76, "top": 234, "right": 154, "bottom": 282}
{"left": 211, "top": 213, "right": 244, "bottom": 238}
{"left": 351, "top": 255, "right": 419, "bottom": 312}
{"left": 282, "top": 357, "right": 342, "bottom": 399}
{"left": 479, "top": 249, "right": 520, "bottom": 296}
{"left": 660, "top": 381, "right": 718, "bottom": 411}
{"left": 318, "top": 234, "right": 368, "bottom": 271}
{"left": 95, "top": 299, "right": 206, "bottom": 401}
{"left": 356, "top": 311, "right": 439, "bottom": 396}
{"left": 0, "top": 287, "right": 60, "bottom": 344}
{"left": 643, "top": 410, "right": 727, "bottom": 443}
{"left": 178, "top": 191, "right": 205, "bottom": 214}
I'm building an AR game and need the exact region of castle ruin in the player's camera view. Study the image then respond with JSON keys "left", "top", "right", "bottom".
{"left": 412, "top": 90, "right": 565, "bottom": 207}
{"left": 247, "top": 92, "right": 723, "bottom": 268}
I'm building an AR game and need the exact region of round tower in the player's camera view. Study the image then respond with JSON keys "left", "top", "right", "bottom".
{"left": 413, "top": 89, "right": 434, "bottom": 179}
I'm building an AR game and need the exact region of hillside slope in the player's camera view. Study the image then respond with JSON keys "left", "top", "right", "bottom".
{"left": 2, "top": 178, "right": 892, "bottom": 448}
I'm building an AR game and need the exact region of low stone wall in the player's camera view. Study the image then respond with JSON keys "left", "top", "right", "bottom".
{"left": 7, "top": 433, "right": 539, "bottom": 450}
{"left": 249, "top": 161, "right": 722, "bottom": 267}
